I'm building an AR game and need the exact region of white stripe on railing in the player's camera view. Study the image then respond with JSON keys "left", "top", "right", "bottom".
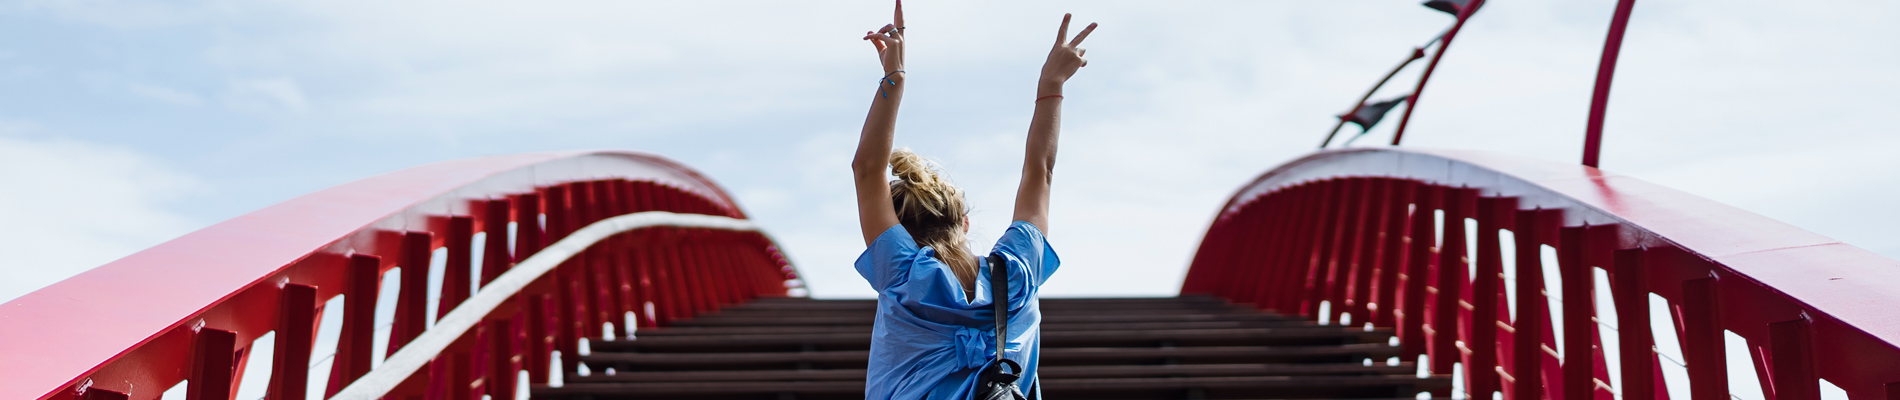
{"left": 328, "top": 211, "right": 772, "bottom": 400}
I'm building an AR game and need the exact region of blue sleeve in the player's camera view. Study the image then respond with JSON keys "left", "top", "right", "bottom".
{"left": 991, "top": 221, "right": 1061, "bottom": 288}
{"left": 853, "top": 224, "right": 917, "bottom": 292}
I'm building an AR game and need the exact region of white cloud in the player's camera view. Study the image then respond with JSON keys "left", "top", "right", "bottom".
{"left": 224, "top": 78, "right": 309, "bottom": 113}
{"left": 0, "top": 125, "right": 204, "bottom": 303}
{"left": 127, "top": 82, "right": 204, "bottom": 106}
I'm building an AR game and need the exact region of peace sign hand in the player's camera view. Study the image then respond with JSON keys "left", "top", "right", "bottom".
{"left": 1039, "top": 14, "right": 1097, "bottom": 94}
{"left": 862, "top": 0, "right": 906, "bottom": 75}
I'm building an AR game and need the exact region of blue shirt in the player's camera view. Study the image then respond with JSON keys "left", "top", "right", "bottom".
{"left": 853, "top": 221, "right": 1061, "bottom": 400}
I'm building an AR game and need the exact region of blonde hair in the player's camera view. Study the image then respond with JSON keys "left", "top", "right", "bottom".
{"left": 888, "top": 148, "right": 978, "bottom": 298}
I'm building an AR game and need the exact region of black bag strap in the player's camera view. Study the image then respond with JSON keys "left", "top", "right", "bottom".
{"left": 988, "top": 253, "right": 1009, "bottom": 366}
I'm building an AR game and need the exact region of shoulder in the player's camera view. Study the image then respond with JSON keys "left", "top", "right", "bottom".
{"left": 854, "top": 224, "right": 922, "bottom": 290}
{"left": 995, "top": 221, "right": 1049, "bottom": 251}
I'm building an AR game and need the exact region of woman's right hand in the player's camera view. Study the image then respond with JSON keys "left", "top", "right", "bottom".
{"left": 862, "top": 1, "right": 906, "bottom": 75}
{"left": 1038, "top": 14, "right": 1097, "bottom": 95}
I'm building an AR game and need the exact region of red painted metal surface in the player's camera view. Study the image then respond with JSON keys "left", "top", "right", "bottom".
{"left": 0, "top": 151, "right": 797, "bottom": 400}
{"left": 1182, "top": 147, "right": 1900, "bottom": 398}
{"left": 1582, "top": 0, "right": 1639, "bottom": 168}
{"left": 1388, "top": 0, "right": 1485, "bottom": 146}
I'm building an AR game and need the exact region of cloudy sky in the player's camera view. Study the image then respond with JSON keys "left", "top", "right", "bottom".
{"left": 2, "top": 0, "right": 1897, "bottom": 305}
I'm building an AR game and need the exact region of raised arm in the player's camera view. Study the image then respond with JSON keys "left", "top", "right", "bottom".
{"left": 852, "top": 1, "right": 907, "bottom": 245}
{"left": 1013, "top": 14, "right": 1096, "bottom": 235}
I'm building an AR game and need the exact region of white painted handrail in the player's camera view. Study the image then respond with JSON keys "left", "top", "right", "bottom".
{"left": 328, "top": 211, "right": 771, "bottom": 400}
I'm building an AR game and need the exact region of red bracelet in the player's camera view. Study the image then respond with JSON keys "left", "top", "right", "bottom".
{"left": 1035, "top": 94, "right": 1064, "bottom": 103}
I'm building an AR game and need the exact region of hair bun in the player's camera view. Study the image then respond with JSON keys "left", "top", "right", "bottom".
{"left": 888, "top": 148, "right": 957, "bottom": 218}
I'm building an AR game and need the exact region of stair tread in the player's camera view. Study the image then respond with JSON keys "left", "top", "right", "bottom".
{"left": 582, "top": 343, "right": 1401, "bottom": 365}
{"left": 602, "top": 326, "right": 1390, "bottom": 350}
{"left": 537, "top": 375, "right": 1447, "bottom": 395}
{"left": 569, "top": 362, "right": 1417, "bottom": 383}
{"left": 543, "top": 297, "right": 1436, "bottom": 400}
{"left": 668, "top": 312, "right": 1301, "bottom": 327}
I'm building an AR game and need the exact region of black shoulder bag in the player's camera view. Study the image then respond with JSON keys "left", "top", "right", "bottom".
{"left": 972, "top": 253, "right": 1029, "bottom": 400}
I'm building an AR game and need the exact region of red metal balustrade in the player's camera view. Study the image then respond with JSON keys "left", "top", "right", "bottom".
{"left": 1182, "top": 147, "right": 1900, "bottom": 399}
{"left": 0, "top": 151, "right": 798, "bottom": 400}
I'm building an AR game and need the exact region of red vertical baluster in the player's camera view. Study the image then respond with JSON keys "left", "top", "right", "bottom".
{"left": 328, "top": 254, "right": 381, "bottom": 397}
{"left": 1768, "top": 318, "right": 1819, "bottom": 400}
{"left": 1614, "top": 248, "right": 1656, "bottom": 400}
{"left": 523, "top": 291, "right": 551, "bottom": 385}
{"left": 391, "top": 231, "right": 433, "bottom": 354}
{"left": 1300, "top": 181, "right": 1344, "bottom": 318}
{"left": 1307, "top": 180, "right": 1352, "bottom": 319}
{"left": 1513, "top": 209, "right": 1558, "bottom": 400}
{"left": 1398, "top": 184, "right": 1442, "bottom": 362}
{"left": 553, "top": 265, "right": 583, "bottom": 375}
{"left": 269, "top": 284, "right": 319, "bottom": 400}
{"left": 689, "top": 232, "right": 718, "bottom": 313}
{"left": 1329, "top": 179, "right": 1370, "bottom": 324}
{"left": 1680, "top": 276, "right": 1727, "bottom": 400}
{"left": 483, "top": 199, "right": 513, "bottom": 287}
{"left": 1272, "top": 184, "right": 1314, "bottom": 311}
{"left": 607, "top": 236, "right": 635, "bottom": 330}
{"left": 1254, "top": 193, "right": 1296, "bottom": 310}
{"left": 1470, "top": 196, "right": 1515, "bottom": 397}
{"left": 586, "top": 184, "right": 618, "bottom": 329}
{"left": 1221, "top": 204, "right": 1263, "bottom": 304}
{"left": 1246, "top": 195, "right": 1291, "bottom": 308}
{"left": 1373, "top": 180, "right": 1416, "bottom": 328}
{"left": 571, "top": 182, "right": 596, "bottom": 227}
{"left": 1587, "top": 226, "right": 1619, "bottom": 400}
{"left": 443, "top": 217, "right": 475, "bottom": 317}
{"left": 631, "top": 232, "right": 660, "bottom": 326}
{"left": 1194, "top": 215, "right": 1236, "bottom": 298}
{"left": 1432, "top": 187, "right": 1474, "bottom": 379}
{"left": 1347, "top": 179, "right": 1392, "bottom": 326}
{"left": 187, "top": 328, "right": 237, "bottom": 400}
{"left": 513, "top": 193, "right": 544, "bottom": 263}
{"left": 544, "top": 186, "right": 572, "bottom": 244}
{"left": 579, "top": 250, "right": 606, "bottom": 338}
{"left": 485, "top": 318, "right": 516, "bottom": 400}
{"left": 1559, "top": 226, "right": 1591, "bottom": 400}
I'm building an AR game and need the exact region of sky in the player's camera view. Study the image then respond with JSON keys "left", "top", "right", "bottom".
{"left": 2, "top": 0, "right": 1898, "bottom": 306}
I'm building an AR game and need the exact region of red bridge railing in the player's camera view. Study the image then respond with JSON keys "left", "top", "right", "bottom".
{"left": 1182, "top": 148, "right": 1900, "bottom": 399}
{"left": 0, "top": 151, "right": 799, "bottom": 400}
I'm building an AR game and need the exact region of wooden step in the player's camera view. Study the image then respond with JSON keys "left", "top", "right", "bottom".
{"left": 552, "top": 296, "right": 1438, "bottom": 400}
{"left": 535, "top": 374, "right": 1447, "bottom": 399}
{"left": 601, "top": 326, "right": 1391, "bottom": 352}
{"left": 667, "top": 312, "right": 1302, "bottom": 327}
{"left": 567, "top": 363, "right": 1416, "bottom": 383}
{"left": 581, "top": 343, "right": 1401, "bottom": 370}
{"left": 726, "top": 298, "right": 1238, "bottom": 312}
{"left": 633, "top": 319, "right": 1313, "bottom": 337}
{"left": 1040, "top": 375, "right": 1454, "bottom": 399}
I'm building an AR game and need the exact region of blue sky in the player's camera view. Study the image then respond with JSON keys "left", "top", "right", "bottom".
{"left": 3, "top": 0, "right": 1899, "bottom": 304}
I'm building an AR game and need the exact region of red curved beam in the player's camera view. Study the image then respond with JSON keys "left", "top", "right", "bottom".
{"left": 1183, "top": 148, "right": 1900, "bottom": 398}
{"left": 0, "top": 150, "right": 796, "bottom": 400}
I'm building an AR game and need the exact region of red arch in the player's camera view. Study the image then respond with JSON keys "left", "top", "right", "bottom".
{"left": 1183, "top": 147, "right": 1900, "bottom": 398}
{"left": 0, "top": 150, "right": 794, "bottom": 400}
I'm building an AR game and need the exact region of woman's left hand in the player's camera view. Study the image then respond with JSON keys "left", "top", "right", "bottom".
{"left": 1038, "top": 14, "right": 1096, "bottom": 94}
{"left": 862, "top": 0, "right": 906, "bottom": 75}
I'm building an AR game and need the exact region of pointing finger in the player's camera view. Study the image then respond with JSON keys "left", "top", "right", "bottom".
{"left": 1056, "top": 13, "right": 1071, "bottom": 45}
{"left": 1069, "top": 22, "right": 1097, "bottom": 47}
{"left": 894, "top": 0, "right": 905, "bottom": 32}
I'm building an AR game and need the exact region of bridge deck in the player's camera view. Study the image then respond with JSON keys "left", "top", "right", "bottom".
{"left": 537, "top": 296, "right": 1449, "bottom": 399}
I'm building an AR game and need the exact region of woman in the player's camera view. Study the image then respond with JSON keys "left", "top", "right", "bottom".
{"left": 851, "top": 1, "right": 1095, "bottom": 399}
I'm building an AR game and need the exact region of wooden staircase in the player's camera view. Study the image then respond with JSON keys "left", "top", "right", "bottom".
{"left": 535, "top": 296, "right": 1450, "bottom": 399}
